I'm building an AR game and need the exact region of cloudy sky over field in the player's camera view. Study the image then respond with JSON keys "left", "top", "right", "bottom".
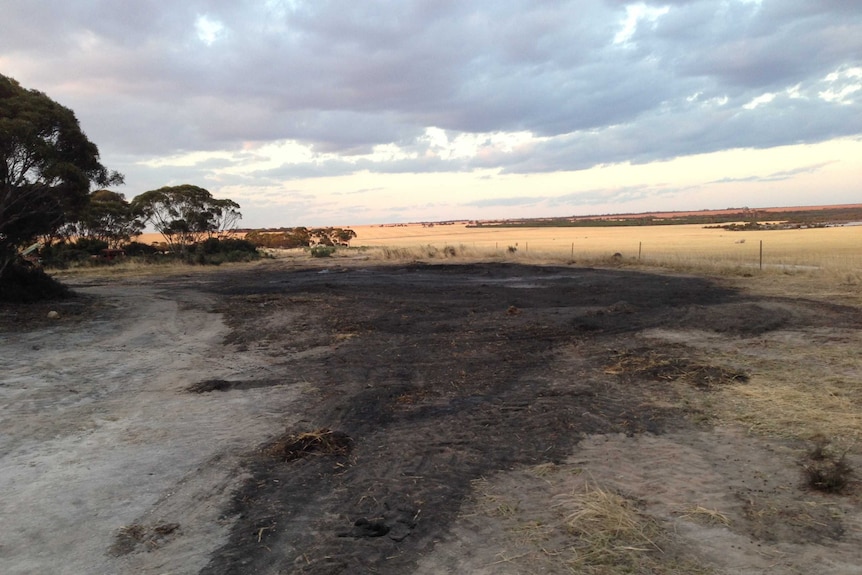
{"left": 2, "top": 0, "right": 861, "bottom": 226}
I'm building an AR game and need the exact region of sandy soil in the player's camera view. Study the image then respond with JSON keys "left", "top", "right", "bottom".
{"left": 1, "top": 260, "right": 860, "bottom": 574}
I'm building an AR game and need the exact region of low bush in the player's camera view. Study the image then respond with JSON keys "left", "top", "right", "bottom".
{"left": 122, "top": 242, "right": 160, "bottom": 257}
{"left": 186, "top": 238, "right": 261, "bottom": 265}
{"left": 40, "top": 239, "right": 109, "bottom": 268}
{"left": 309, "top": 245, "right": 336, "bottom": 258}
{"left": 0, "top": 263, "right": 71, "bottom": 302}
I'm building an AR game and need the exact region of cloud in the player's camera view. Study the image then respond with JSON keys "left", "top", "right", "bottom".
{"left": 463, "top": 196, "right": 544, "bottom": 209}
{"left": 710, "top": 161, "right": 838, "bottom": 184}
{"left": 1, "top": 0, "right": 860, "bottom": 223}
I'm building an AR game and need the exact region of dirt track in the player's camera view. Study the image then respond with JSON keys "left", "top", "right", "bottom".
{"left": 2, "top": 261, "right": 861, "bottom": 574}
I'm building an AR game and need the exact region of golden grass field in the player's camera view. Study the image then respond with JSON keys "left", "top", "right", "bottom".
{"left": 350, "top": 221, "right": 862, "bottom": 267}
{"left": 137, "top": 220, "right": 862, "bottom": 268}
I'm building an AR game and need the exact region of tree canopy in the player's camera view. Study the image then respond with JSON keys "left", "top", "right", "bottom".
{"left": 74, "top": 189, "right": 143, "bottom": 248}
{"left": 246, "top": 227, "right": 357, "bottom": 249}
{"left": 131, "top": 184, "right": 242, "bottom": 252}
{"left": 0, "top": 73, "right": 123, "bottom": 277}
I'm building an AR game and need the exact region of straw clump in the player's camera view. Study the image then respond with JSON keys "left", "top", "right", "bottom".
{"left": 265, "top": 427, "right": 353, "bottom": 462}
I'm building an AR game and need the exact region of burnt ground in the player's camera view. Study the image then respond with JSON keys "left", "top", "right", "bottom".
{"left": 185, "top": 262, "right": 861, "bottom": 574}
{"left": 5, "top": 260, "right": 861, "bottom": 575}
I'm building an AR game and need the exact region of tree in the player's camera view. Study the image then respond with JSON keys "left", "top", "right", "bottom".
{"left": 245, "top": 227, "right": 357, "bottom": 249}
{"left": 0, "top": 73, "right": 124, "bottom": 279}
{"left": 131, "top": 184, "right": 242, "bottom": 253}
{"left": 75, "top": 189, "right": 143, "bottom": 248}
{"left": 310, "top": 227, "right": 357, "bottom": 246}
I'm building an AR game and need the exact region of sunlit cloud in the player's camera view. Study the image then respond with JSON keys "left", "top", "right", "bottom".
{"left": 1, "top": 1, "right": 859, "bottom": 225}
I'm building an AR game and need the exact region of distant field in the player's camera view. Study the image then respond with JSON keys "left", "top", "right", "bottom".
{"left": 350, "top": 222, "right": 862, "bottom": 268}
{"left": 133, "top": 220, "right": 862, "bottom": 276}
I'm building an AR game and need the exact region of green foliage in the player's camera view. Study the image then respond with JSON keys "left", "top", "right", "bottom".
{"left": 131, "top": 185, "right": 242, "bottom": 253}
{"left": 0, "top": 73, "right": 123, "bottom": 282}
{"left": 74, "top": 189, "right": 143, "bottom": 247}
{"left": 198, "top": 237, "right": 258, "bottom": 255}
{"left": 309, "top": 245, "right": 336, "bottom": 258}
{"left": 38, "top": 238, "right": 110, "bottom": 268}
{"left": 188, "top": 237, "right": 260, "bottom": 265}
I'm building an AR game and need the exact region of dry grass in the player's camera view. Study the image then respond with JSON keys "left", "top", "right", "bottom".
{"left": 109, "top": 522, "right": 180, "bottom": 556}
{"left": 560, "top": 483, "right": 662, "bottom": 555}
{"left": 469, "top": 473, "right": 713, "bottom": 575}
{"left": 349, "top": 221, "right": 862, "bottom": 276}
{"left": 706, "top": 333, "right": 862, "bottom": 444}
{"left": 604, "top": 349, "right": 749, "bottom": 390}
{"left": 676, "top": 505, "right": 731, "bottom": 527}
{"left": 263, "top": 428, "right": 353, "bottom": 462}
{"left": 556, "top": 483, "right": 713, "bottom": 575}
{"left": 803, "top": 437, "right": 856, "bottom": 493}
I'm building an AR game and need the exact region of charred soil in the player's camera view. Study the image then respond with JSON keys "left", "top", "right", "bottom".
{"left": 193, "top": 263, "right": 861, "bottom": 574}
{"left": 3, "top": 261, "right": 861, "bottom": 575}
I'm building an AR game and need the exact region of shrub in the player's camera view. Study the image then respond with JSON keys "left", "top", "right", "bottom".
{"left": 309, "top": 245, "right": 336, "bottom": 258}
{"left": 188, "top": 238, "right": 261, "bottom": 265}
{"left": 122, "top": 242, "right": 160, "bottom": 257}
{"left": 0, "top": 263, "right": 71, "bottom": 302}
{"left": 197, "top": 237, "right": 257, "bottom": 255}
{"left": 40, "top": 241, "right": 102, "bottom": 268}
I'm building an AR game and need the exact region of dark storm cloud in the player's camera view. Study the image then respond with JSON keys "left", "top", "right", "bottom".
{"left": 1, "top": 0, "right": 860, "bottom": 177}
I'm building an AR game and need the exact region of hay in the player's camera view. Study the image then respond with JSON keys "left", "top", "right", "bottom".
{"left": 718, "top": 377, "right": 862, "bottom": 442}
{"left": 605, "top": 349, "right": 748, "bottom": 389}
{"left": 555, "top": 483, "right": 663, "bottom": 572}
{"left": 109, "top": 522, "right": 180, "bottom": 556}
{"left": 676, "top": 505, "right": 731, "bottom": 526}
{"left": 556, "top": 483, "right": 715, "bottom": 574}
{"left": 265, "top": 427, "right": 352, "bottom": 462}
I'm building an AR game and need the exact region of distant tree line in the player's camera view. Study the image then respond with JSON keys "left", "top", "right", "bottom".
{"left": 466, "top": 205, "right": 862, "bottom": 229}
{"left": 245, "top": 227, "right": 357, "bottom": 249}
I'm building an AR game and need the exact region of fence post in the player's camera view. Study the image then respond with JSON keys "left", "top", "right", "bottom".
{"left": 638, "top": 241, "right": 642, "bottom": 261}
{"left": 760, "top": 240, "right": 763, "bottom": 270}
{"left": 571, "top": 242, "right": 574, "bottom": 259}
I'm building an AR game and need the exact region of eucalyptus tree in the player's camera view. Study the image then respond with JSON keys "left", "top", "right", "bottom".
{"left": 131, "top": 184, "right": 241, "bottom": 253}
{"left": 0, "top": 73, "right": 123, "bottom": 278}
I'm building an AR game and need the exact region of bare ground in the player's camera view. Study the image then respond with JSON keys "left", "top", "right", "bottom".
{"left": 1, "top": 260, "right": 860, "bottom": 574}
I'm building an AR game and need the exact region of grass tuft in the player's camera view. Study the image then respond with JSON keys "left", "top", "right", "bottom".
{"left": 559, "top": 483, "right": 662, "bottom": 569}
{"left": 264, "top": 427, "right": 353, "bottom": 462}
{"left": 803, "top": 437, "right": 854, "bottom": 493}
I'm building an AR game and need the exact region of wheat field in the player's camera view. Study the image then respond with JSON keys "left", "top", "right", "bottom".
{"left": 349, "top": 222, "right": 862, "bottom": 270}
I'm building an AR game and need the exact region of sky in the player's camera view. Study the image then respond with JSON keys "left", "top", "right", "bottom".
{"left": 1, "top": 0, "right": 861, "bottom": 227}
